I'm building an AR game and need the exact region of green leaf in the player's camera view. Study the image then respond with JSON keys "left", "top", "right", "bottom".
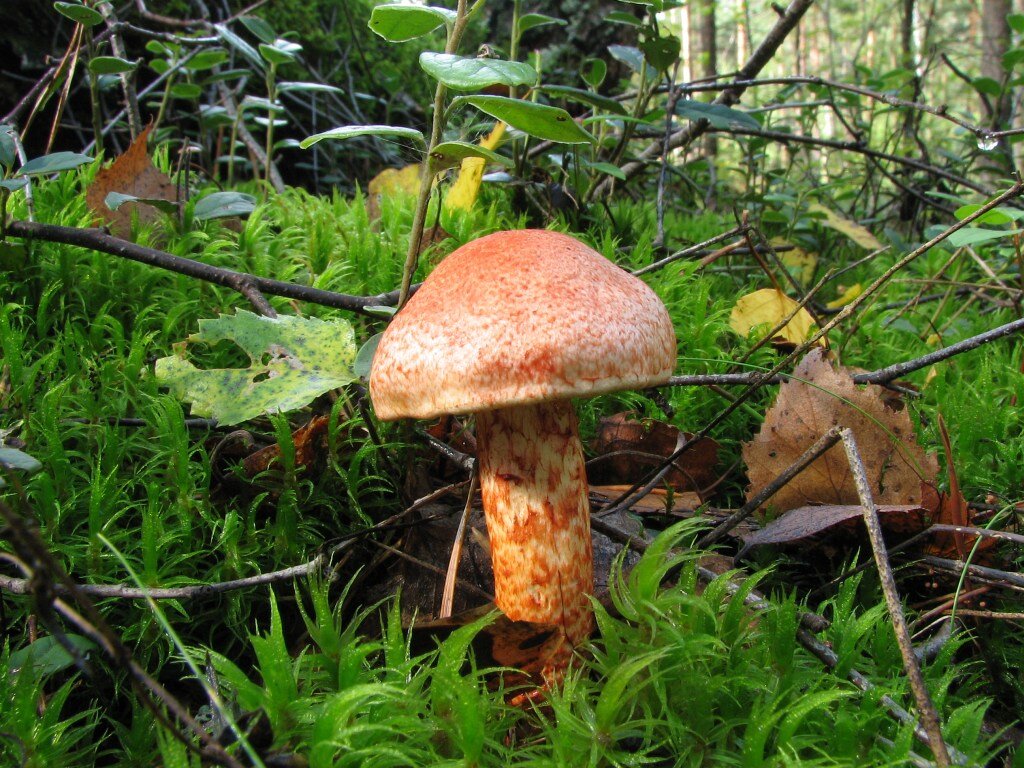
{"left": 17, "top": 151, "right": 92, "bottom": 176}
{"left": 0, "top": 124, "right": 16, "bottom": 169}
{"left": 453, "top": 95, "right": 595, "bottom": 144}
{"left": 354, "top": 333, "right": 383, "bottom": 380}
{"left": 536, "top": 84, "right": 626, "bottom": 115}
{"left": 580, "top": 57, "right": 607, "bottom": 89}
{"left": 953, "top": 203, "right": 1024, "bottom": 225}
{"left": 169, "top": 82, "right": 203, "bottom": 100}
{"left": 0, "top": 447, "right": 42, "bottom": 473}
{"left": 54, "top": 1, "right": 104, "bottom": 26}
{"left": 608, "top": 44, "right": 656, "bottom": 78}
{"left": 9, "top": 635, "right": 98, "bottom": 676}
{"left": 674, "top": 99, "right": 761, "bottom": 130}
{"left": 0, "top": 178, "right": 29, "bottom": 193}
{"left": 972, "top": 76, "right": 1002, "bottom": 97}
{"left": 278, "top": 81, "right": 343, "bottom": 94}
{"left": 639, "top": 33, "right": 680, "bottom": 72}
{"left": 215, "top": 22, "right": 265, "bottom": 71}
{"left": 368, "top": 4, "right": 455, "bottom": 42}
{"left": 579, "top": 158, "right": 625, "bottom": 180}
{"left": 516, "top": 13, "right": 566, "bottom": 39}
{"left": 239, "top": 14, "right": 277, "bottom": 43}
{"left": 185, "top": 48, "right": 229, "bottom": 71}
{"left": 192, "top": 191, "right": 257, "bottom": 220}
{"left": 1009, "top": 14, "right": 1024, "bottom": 33}
{"left": 300, "top": 125, "right": 426, "bottom": 149}
{"left": 428, "top": 140, "right": 510, "bottom": 172}
{"left": 88, "top": 56, "right": 137, "bottom": 75}
{"left": 946, "top": 227, "right": 1015, "bottom": 248}
{"left": 419, "top": 53, "right": 537, "bottom": 91}
{"left": 154, "top": 311, "right": 357, "bottom": 425}
{"left": 145, "top": 39, "right": 173, "bottom": 57}
{"left": 259, "top": 42, "right": 298, "bottom": 66}
{"left": 104, "top": 191, "right": 179, "bottom": 214}
{"left": 606, "top": 11, "right": 643, "bottom": 25}
{"left": 241, "top": 95, "right": 284, "bottom": 113}
{"left": 362, "top": 305, "right": 398, "bottom": 318}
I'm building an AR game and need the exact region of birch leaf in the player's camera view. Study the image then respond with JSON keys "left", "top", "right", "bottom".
{"left": 730, "top": 288, "right": 824, "bottom": 347}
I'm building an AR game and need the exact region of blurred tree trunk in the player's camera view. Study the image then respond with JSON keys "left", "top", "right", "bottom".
{"left": 901, "top": 0, "right": 916, "bottom": 71}
{"left": 981, "top": 0, "right": 1012, "bottom": 127}
{"left": 695, "top": 0, "right": 718, "bottom": 157}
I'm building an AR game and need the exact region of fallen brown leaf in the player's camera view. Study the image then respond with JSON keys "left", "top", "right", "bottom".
{"left": 737, "top": 503, "right": 930, "bottom": 559}
{"left": 743, "top": 348, "right": 938, "bottom": 514}
{"left": 86, "top": 125, "right": 177, "bottom": 238}
{"left": 589, "top": 485, "right": 702, "bottom": 516}
{"left": 589, "top": 412, "right": 719, "bottom": 495}
{"left": 242, "top": 414, "right": 330, "bottom": 476}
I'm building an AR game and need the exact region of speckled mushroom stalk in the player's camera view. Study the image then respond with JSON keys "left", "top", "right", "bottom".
{"left": 475, "top": 401, "right": 593, "bottom": 674}
{"left": 369, "top": 229, "right": 677, "bottom": 686}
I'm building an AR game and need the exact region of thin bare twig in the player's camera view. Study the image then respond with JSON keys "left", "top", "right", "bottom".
{"left": 840, "top": 428, "right": 951, "bottom": 767}
{"left": 698, "top": 427, "right": 842, "bottom": 548}
{"left": 5, "top": 219, "right": 405, "bottom": 316}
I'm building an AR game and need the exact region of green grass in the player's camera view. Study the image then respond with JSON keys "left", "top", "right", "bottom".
{"left": 1, "top": 163, "right": 1022, "bottom": 765}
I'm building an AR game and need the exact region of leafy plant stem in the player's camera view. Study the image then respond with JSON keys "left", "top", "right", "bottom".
{"left": 85, "top": 35, "right": 104, "bottom": 150}
{"left": 264, "top": 62, "right": 278, "bottom": 187}
{"left": 398, "top": 0, "right": 471, "bottom": 308}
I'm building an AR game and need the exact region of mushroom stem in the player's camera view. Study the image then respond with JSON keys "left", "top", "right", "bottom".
{"left": 475, "top": 400, "right": 595, "bottom": 665}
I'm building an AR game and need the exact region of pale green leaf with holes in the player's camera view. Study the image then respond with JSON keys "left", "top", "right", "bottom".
{"left": 155, "top": 310, "right": 356, "bottom": 425}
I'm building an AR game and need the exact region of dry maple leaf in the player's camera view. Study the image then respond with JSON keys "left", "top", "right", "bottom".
{"left": 743, "top": 348, "right": 938, "bottom": 513}
{"left": 86, "top": 125, "right": 177, "bottom": 238}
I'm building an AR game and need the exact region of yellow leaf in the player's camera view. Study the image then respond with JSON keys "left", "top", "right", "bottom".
{"left": 444, "top": 122, "right": 506, "bottom": 213}
{"left": 368, "top": 163, "right": 422, "bottom": 198}
{"left": 366, "top": 163, "right": 424, "bottom": 224}
{"left": 807, "top": 203, "right": 883, "bottom": 250}
{"left": 775, "top": 240, "right": 817, "bottom": 286}
{"left": 730, "top": 288, "right": 825, "bottom": 347}
{"left": 825, "top": 282, "right": 863, "bottom": 309}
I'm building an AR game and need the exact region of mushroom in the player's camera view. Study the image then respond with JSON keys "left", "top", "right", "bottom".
{"left": 369, "top": 229, "right": 676, "bottom": 682}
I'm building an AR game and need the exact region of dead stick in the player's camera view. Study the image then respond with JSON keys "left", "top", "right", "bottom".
{"left": 697, "top": 427, "right": 841, "bottom": 548}
{"left": 839, "top": 428, "right": 952, "bottom": 767}
{"left": 5, "top": 219, "right": 405, "bottom": 316}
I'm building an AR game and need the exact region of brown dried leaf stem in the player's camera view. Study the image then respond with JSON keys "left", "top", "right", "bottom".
{"left": 0, "top": 482, "right": 470, "bottom": 601}
{"left": 839, "top": 428, "right": 952, "bottom": 767}
{"left": 923, "top": 556, "right": 1024, "bottom": 592}
{"left": 440, "top": 472, "right": 478, "bottom": 618}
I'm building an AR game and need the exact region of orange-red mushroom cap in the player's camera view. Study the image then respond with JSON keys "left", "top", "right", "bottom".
{"left": 369, "top": 229, "right": 677, "bottom": 420}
